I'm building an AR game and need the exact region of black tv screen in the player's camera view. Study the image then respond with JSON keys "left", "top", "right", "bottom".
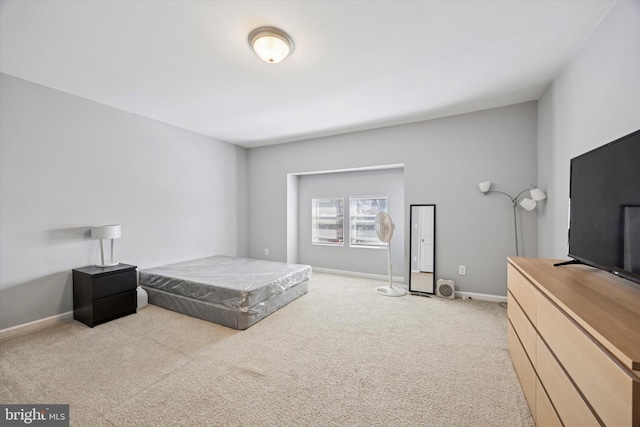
{"left": 568, "top": 128, "right": 640, "bottom": 285}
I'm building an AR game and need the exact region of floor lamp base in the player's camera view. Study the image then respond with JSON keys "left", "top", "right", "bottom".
{"left": 375, "top": 286, "right": 407, "bottom": 297}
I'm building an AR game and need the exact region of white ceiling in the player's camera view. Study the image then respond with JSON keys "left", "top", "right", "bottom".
{"left": 0, "top": 0, "right": 615, "bottom": 148}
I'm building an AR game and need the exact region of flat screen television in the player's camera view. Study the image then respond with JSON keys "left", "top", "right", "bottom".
{"left": 565, "top": 128, "right": 640, "bottom": 286}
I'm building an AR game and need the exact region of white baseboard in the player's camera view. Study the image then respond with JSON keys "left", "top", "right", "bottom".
{"left": 312, "top": 267, "right": 406, "bottom": 285}
{"left": 454, "top": 291, "right": 507, "bottom": 303}
{"left": 311, "top": 268, "right": 506, "bottom": 302}
{"left": 0, "top": 311, "right": 74, "bottom": 341}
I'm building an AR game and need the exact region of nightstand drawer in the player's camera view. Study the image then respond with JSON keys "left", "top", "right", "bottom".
{"left": 92, "top": 291, "right": 136, "bottom": 326}
{"left": 92, "top": 271, "right": 136, "bottom": 299}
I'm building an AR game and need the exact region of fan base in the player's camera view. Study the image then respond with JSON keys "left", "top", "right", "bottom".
{"left": 375, "top": 286, "right": 407, "bottom": 297}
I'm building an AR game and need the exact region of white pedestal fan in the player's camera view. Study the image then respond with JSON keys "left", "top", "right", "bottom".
{"left": 375, "top": 211, "right": 407, "bottom": 297}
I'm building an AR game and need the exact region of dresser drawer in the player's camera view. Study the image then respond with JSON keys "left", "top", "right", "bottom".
{"left": 535, "top": 378, "right": 562, "bottom": 427}
{"left": 537, "top": 291, "right": 635, "bottom": 426}
{"left": 508, "top": 322, "right": 536, "bottom": 418}
{"left": 507, "top": 264, "right": 536, "bottom": 325}
{"left": 536, "top": 335, "right": 599, "bottom": 427}
{"left": 508, "top": 290, "right": 536, "bottom": 362}
{"left": 92, "top": 291, "right": 136, "bottom": 326}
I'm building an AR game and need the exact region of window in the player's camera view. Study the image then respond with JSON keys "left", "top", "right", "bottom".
{"left": 350, "top": 196, "right": 388, "bottom": 247}
{"left": 311, "top": 198, "right": 344, "bottom": 245}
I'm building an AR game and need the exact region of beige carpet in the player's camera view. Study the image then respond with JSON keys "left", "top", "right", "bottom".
{"left": 0, "top": 273, "right": 533, "bottom": 426}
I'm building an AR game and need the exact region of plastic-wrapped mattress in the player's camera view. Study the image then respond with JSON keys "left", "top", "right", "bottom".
{"left": 139, "top": 255, "right": 311, "bottom": 329}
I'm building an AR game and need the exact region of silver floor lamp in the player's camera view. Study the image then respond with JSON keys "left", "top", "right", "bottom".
{"left": 478, "top": 181, "right": 547, "bottom": 256}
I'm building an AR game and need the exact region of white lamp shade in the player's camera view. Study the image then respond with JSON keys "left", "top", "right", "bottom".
{"left": 530, "top": 187, "right": 547, "bottom": 201}
{"left": 478, "top": 181, "right": 491, "bottom": 193}
{"left": 519, "top": 198, "right": 537, "bottom": 211}
{"left": 249, "top": 27, "right": 293, "bottom": 63}
{"left": 91, "top": 225, "right": 121, "bottom": 240}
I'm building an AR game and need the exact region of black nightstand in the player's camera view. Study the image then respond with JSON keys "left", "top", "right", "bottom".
{"left": 72, "top": 263, "right": 137, "bottom": 327}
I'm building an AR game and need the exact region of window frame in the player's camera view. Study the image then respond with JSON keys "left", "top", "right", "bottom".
{"left": 311, "top": 197, "right": 345, "bottom": 246}
{"left": 349, "top": 196, "right": 388, "bottom": 248}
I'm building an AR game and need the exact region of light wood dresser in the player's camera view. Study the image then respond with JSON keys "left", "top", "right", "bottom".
{"left": 507, "top": 257, "right": 640, "bottom": 427}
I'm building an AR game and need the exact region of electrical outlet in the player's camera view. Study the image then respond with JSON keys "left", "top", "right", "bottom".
{"left": 264, "top": 249, "right": 269, "bottom": 256}
{"left": 413, "top": 256, "right": 417, "bottom": 262}
{"left": 458, "top": 265, "right": 467, "bottom": 275}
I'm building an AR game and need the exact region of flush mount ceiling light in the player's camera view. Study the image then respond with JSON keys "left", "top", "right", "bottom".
{"left": 248, "top": 26, "right": 294, "bottom": 64}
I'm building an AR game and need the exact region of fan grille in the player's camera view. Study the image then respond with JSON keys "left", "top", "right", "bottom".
{"left": 438, "top": 284, "right": 453, "bottom": 298}
{"left": 375, "top": 211, "right": 394, "bottom": 242}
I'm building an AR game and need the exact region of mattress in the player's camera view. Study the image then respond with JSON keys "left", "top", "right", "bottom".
{"left": 139, "top": 255, "right": 312, "bottom": 329}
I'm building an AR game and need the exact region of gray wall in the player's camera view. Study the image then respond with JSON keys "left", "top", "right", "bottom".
{"left": 537, "top": 1, "right": 640, "bottom": 259}
{"left": 297, "top": 168, "right": 404, "bottom": 276}
{"left": 0, "top": 73, "right": 249, "bottom": 329}
{"left": 248, "top": 101, "right": 538, "bottom": 297}
{"left": 4, "top": 0, "right": 636, "bottom": 329}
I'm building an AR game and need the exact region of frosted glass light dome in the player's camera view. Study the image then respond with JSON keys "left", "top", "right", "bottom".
{"left": 249, "top": 27, "right": 294, "bottom": 64}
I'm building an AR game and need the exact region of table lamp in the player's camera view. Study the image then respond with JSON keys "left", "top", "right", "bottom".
{"left": 91, "top": 225, "right": 121, "bottom": 267}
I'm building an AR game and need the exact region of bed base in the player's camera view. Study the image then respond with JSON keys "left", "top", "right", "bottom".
{"left": 142, "top": 279, "right": 308, "bottom": 330}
